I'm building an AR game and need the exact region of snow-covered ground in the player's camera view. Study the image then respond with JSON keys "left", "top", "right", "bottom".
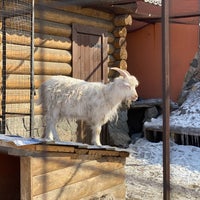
{"left": 144, "top": 82, "right": 200, "bottom": 137}
{"left": 125, "top": 138, "right": 200, "bottom": 200}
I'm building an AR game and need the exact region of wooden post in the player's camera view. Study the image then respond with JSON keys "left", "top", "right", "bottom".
{"left": 21, "top": 157, "right": 33, "bottom": 200}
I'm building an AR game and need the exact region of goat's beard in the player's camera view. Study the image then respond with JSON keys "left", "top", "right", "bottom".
{"left": 122, "top": 99, "right": 132, "bottom": 109}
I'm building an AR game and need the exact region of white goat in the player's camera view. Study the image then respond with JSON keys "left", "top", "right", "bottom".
{"left": 37, "top": 68, "right": 139, "bottom": 145}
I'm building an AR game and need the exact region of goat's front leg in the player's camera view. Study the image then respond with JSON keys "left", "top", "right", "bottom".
{"left": 91, "top": 125, "right": 102, "bottom": 146}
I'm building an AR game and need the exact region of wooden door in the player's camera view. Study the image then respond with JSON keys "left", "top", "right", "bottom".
{"left": 72, "top": 23, "right": 108, "bottom": 82}
{"left": 72, "top": 23, "right": 108, "bottom": 144}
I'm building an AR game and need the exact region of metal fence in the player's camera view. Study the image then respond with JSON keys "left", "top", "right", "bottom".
{"left": 0, "top": 0, "right": 34, "bottom": 137}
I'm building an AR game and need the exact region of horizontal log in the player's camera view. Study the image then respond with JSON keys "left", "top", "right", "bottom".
{"left": 0, "top": 89, "right": 33, "bottom": 104}
{"left": 35, "top": 5, "right": 114, "bottom": 32}
{"left": 111, "top": 3, "right": 137, "bottom": 14}
{"left": 0, "top": 89, "right": 41, "bottom": 104}
{"left": 0, "top": 74, "right": 52, "bottom": 89}
{"left": 113, "top": 47, "right": 128, "bottom": 60}
{"left": 33, "top": 168, "right": 124, "bottom": 200}
{"left": 3, "top": 30, "right": 72, "bottom": 50}
{"left": 6, "top": 18, "right": 72, "bottom": 37}
{"left": 107, "top": 32, "right": 115, "bottom": 43}
{"left": 108, "top": 44, "right": 114, "bottom": 54}
{"left": 0, "top": 103, "right": 42, "bottom": 115}
{"left": 3, "top": 60, "right": 72, "bottom": 75}
{"left": 114, "top": 14, "right": 132, "bottom": 26}
{"left": 113, "top": 37, "right": 127, "bottom": 49}
{"left": 113, "top": 27, "right": 127, "bottom": 38}
{"left": 1, "top": 28, "right": 112, "bottom": 49}
{"left": 108, "top": 55, "right": 115, "bottom": 67}
{"left": 35, "top": 0, "right": 130, "bottom": 7}
{"left": 33, "top": 159, "right": 124, "bottom": 196}
{"left": 35, "top": 1, "right": 114, "bottom": 21}
{"left": 112, "top": 60, "right": 127, "bottom": 70}
{"left": 2, "top": 44, "right": 71, "bottom": 63}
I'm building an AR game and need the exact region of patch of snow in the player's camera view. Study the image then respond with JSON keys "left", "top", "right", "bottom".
{"left": 125, "top": 138, "right": 200, "bottom": 199}
{"left": 144, "top": 82, "right": 200, "bottom": 135}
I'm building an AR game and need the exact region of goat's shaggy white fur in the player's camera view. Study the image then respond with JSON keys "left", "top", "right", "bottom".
{"left": 38, "top": 68, "right": 138, "bottom": 145}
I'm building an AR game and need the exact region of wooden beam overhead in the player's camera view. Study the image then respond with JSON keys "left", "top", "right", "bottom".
{"left": 48, "top": 0, "right": 137, "bottom": 6}
{"left": 37, "top": 0, "right": 137, "bottom": 14}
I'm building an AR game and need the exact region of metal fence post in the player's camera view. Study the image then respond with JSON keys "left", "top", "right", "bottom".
{"left": 162, "top": 0, "right": 171, "bottom": 199}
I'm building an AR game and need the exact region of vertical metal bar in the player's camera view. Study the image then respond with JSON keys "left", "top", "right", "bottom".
{"left": 198, "top": 1, "right": 200, "bottom": 49}
{"left": 30, "top": 0, "right": 35, "bottom": 137}
{"left": 2, "top": 0, "right": 6, "bottom": 134}
{"left": 162, "top": 0, "right": 170, "bottom": 200}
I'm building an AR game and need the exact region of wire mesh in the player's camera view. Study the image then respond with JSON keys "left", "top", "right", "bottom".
{"left": 0, "top": 0, "right": 34, "bottom": 137}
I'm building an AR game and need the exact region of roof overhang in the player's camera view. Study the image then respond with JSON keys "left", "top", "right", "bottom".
{"left": 129, "top": 0, "right": 200, "bottom": 31}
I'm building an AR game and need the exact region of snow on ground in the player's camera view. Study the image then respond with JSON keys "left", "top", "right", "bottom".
{"left": 125, "top": 138, "right": 200, "bottom": 200}
{"left": 144, "top": 82, "right": 200, "bottom": 136}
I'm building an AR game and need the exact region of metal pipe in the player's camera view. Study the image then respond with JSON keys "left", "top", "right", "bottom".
{"left": 162, "top": 0, "right": 171, "bottom": 200}
{"left": 2, "top": 0, "right": 6, "bottom": 134}
{"left": 30, "top": 0, "right": 35, "bottom": 137}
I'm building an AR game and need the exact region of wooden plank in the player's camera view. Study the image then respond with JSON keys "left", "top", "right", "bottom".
{"left": 81, "top": 183, "right": 126, "bottom": 200}
{"left": 8, "top": 148, "right": 77, "bottom": 158}
{"left": 33, "top": 168, "right": 125, "bottom": 200}
{"left": 31, "top": 156, "right": 84, "bottom": 176}
{"left": 88, "top": 149, "right": 119, "bottom": 157}
{"left": 0, "top": 140, "right": 38, "bottom": 152}
{"left": 35, "top": 145, "right": 75, "bottom": 153}
{"left": 119, "top": 151, "right": 129, "bottom": 158}
{"left": 21, "top": 157, "right": 33, "bottom": 200}
{"left": 33, "top": 159, "right": 124, "bottom": 196}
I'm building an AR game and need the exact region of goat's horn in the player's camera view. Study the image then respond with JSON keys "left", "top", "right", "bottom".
{"left": 111, "top": 67, "right": 130, "bottom": 78}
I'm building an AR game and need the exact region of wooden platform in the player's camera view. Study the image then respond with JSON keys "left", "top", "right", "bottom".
{"left": 0, "top": 135, "right": 129, "bottom": 200}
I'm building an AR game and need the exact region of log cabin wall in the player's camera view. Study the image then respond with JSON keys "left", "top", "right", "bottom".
{"left": 0, "top": 0, "right": 134, "bottom": 140}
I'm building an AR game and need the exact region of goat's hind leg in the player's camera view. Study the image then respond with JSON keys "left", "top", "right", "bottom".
{"left": 91, "top": 125, "right": 102, "bottom": 146}
{"left": 44, "top": 120, "right": 60, "bottom": 141}
{"left": 43, "top": 108, "right": 61, "bottom": 141}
